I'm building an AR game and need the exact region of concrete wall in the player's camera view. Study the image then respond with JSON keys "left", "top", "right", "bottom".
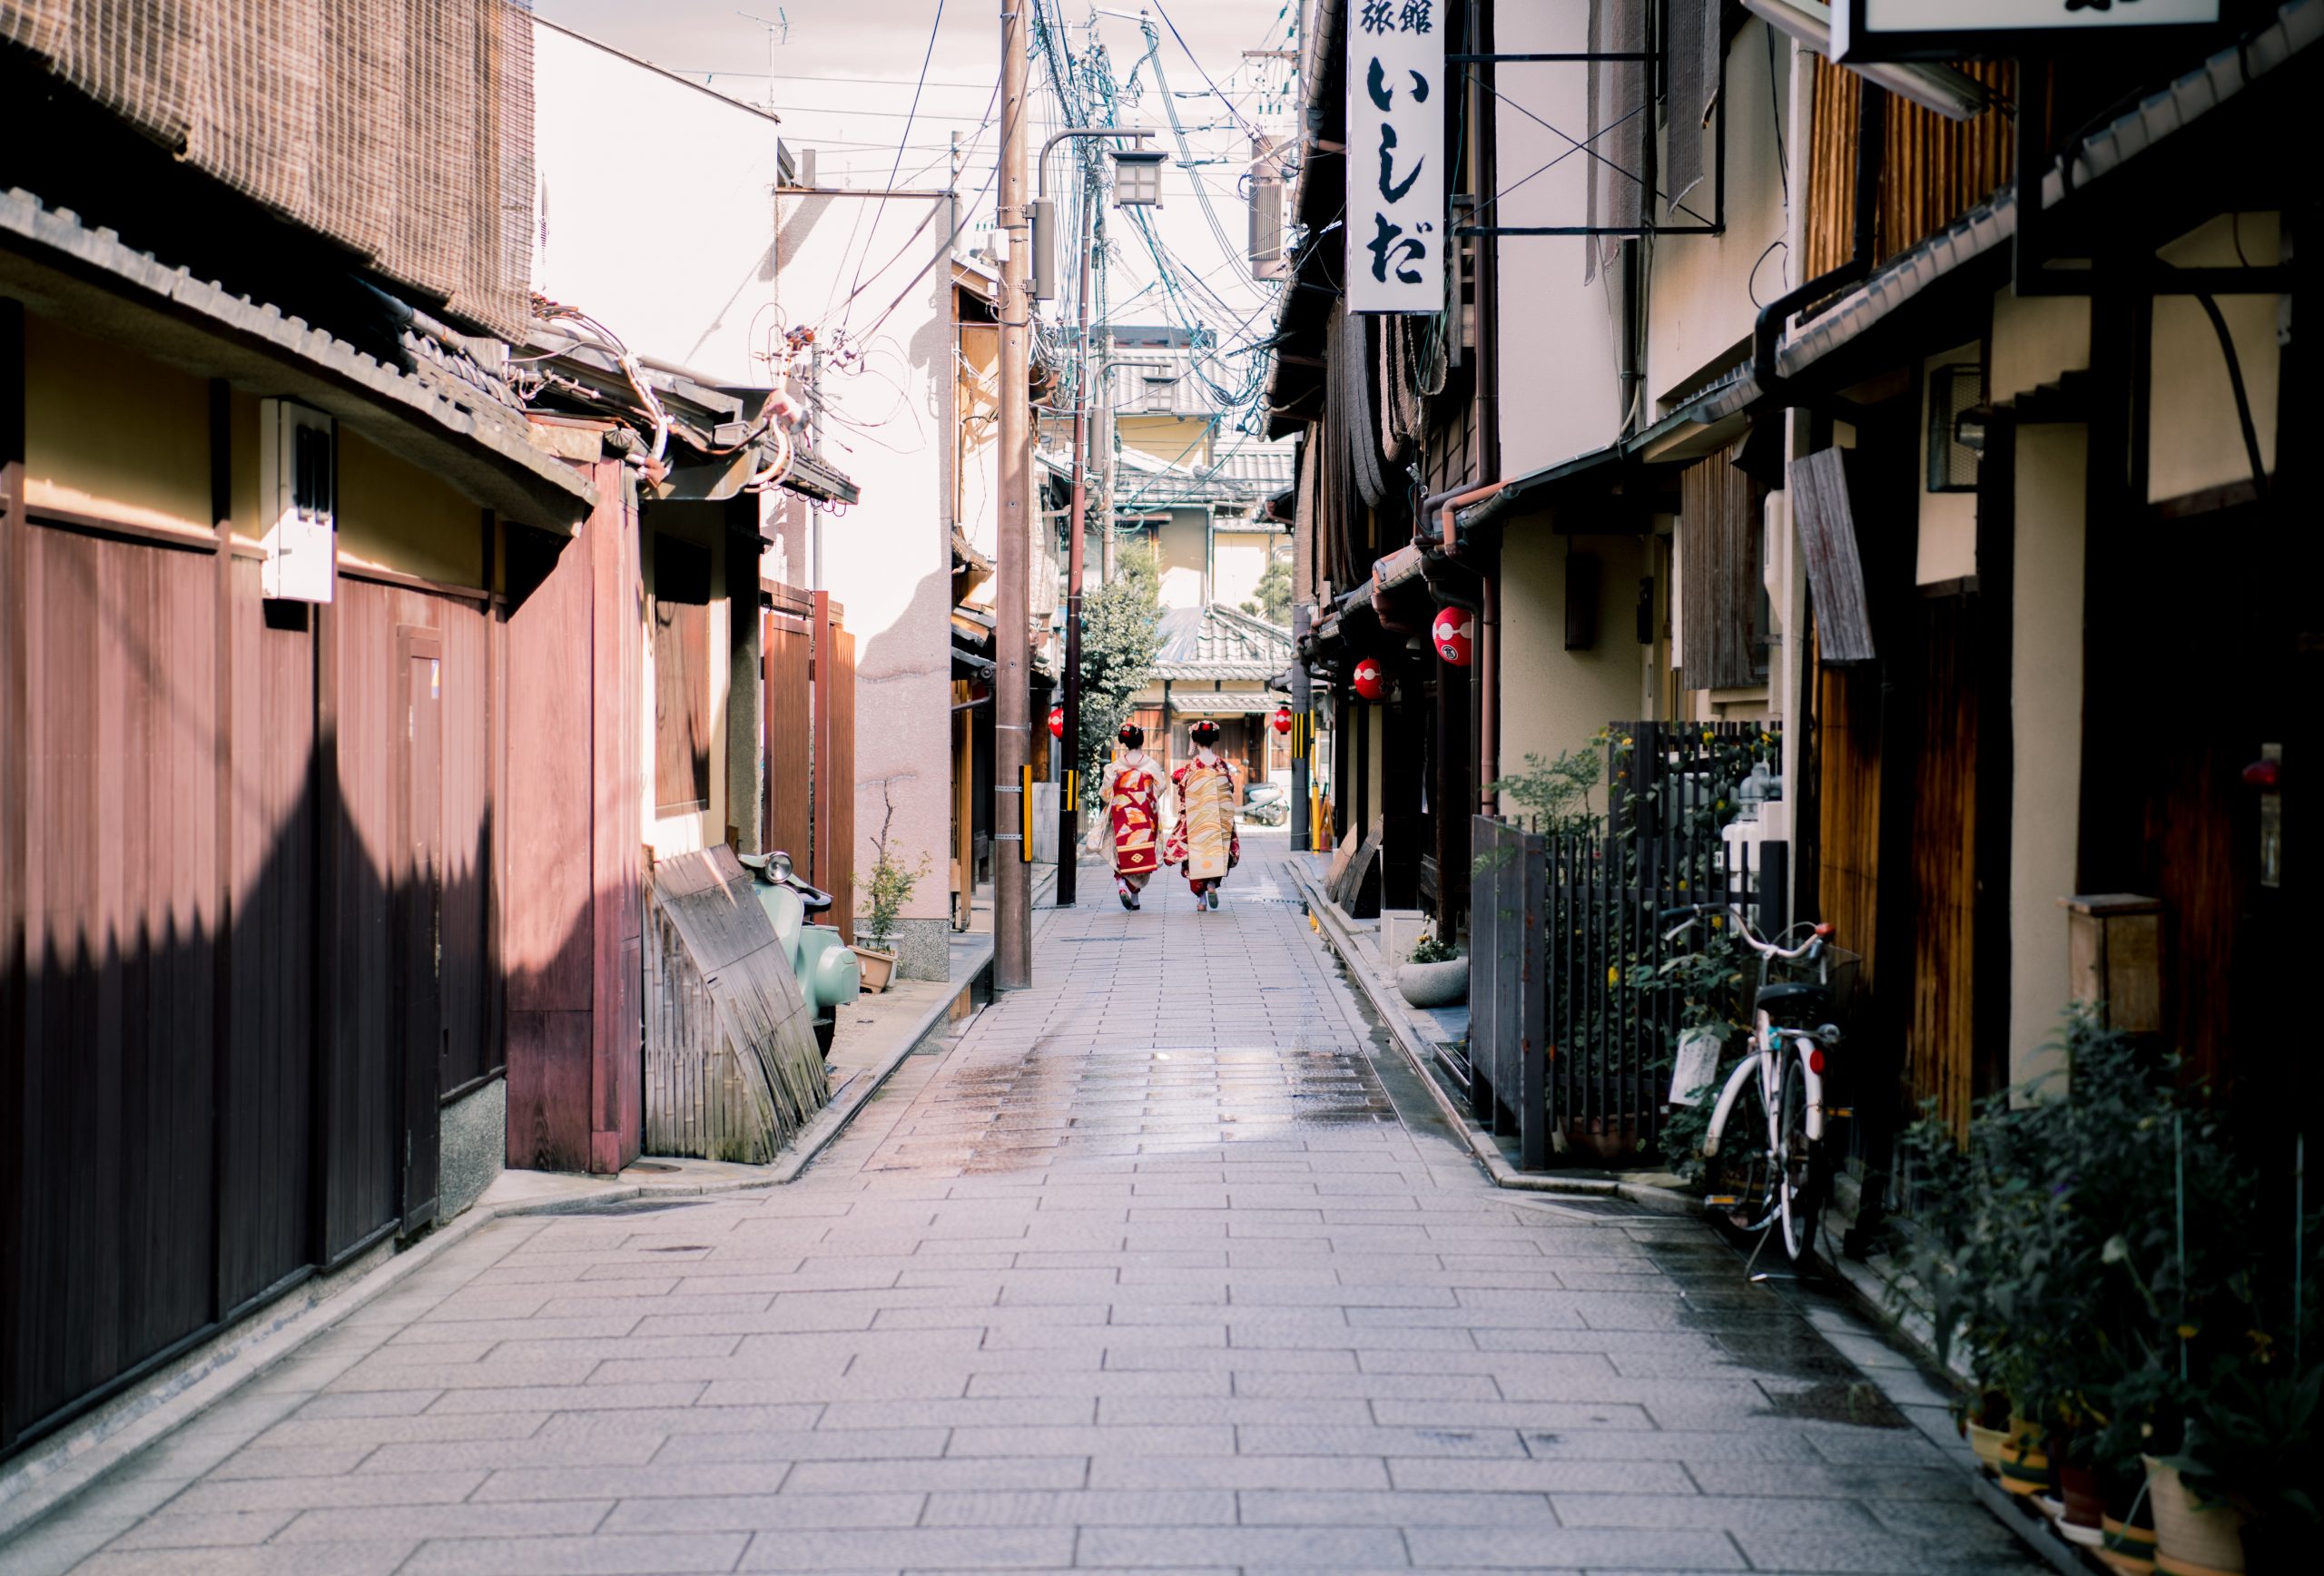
{"left": 1495, "top": 525, "right": 1648, "bottom": 779}
{"left": 2009, "top": 425, "right": 2088, "bottom": 1095}
{"left": 2149, "top": 212, "right": 2280, "bottom": 503}
{"left": 1493, "top": 4, "right": 1624, "bottom": 476}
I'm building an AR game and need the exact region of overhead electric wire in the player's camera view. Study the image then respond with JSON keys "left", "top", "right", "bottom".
{"left": 831, "top": 0, "right": 949, "bottom": 332}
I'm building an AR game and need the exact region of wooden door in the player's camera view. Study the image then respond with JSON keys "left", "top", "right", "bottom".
{"left": 763, "top": 603, "right": 812, "bottom": 870}
{"left": 396, "top": 626, "right": 443, "bottom": 1233}
{"left": 812, "top": 595, "right": 856, "bottom": 945}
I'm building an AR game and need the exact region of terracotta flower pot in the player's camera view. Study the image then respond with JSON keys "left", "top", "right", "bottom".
{"left": 2143, "top": 1455, "right": 2246, "bottom": 1576}
{"left": 2060, "top": 1462, "right": 2109, "bottom": 1542}
{"left": 851, "top": 944, "right": 897, "bottom": 993}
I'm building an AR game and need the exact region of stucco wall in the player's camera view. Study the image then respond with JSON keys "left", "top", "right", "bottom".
{"left": 773, "top": 186, "right": 956, "bottom": 968}
{"left": 531, "top": 20, "right": 783, "bottom": 387}
{"left": 1212, "top": 528, "right": 1277, "bottom": 613}
{"left": 1641, "top": 16, "right": 1793, "bottom": 406}
{"left": 338, "top": 429, "right": 487, "bottom": 588}
{"left": 1492, "top": 6, "right": 1627, "bottom": 477}
{"left": 1915, "top": 340, "right": 1982, "bottom": 586}
{"left": 1156, "top": 508, "right": 1209, "bottom": 609}
{"left": 2009, "top": 425, "right": 2087, "bottom": 1095}
{"left": 22, "top": 316, "right": 210, "bottom": 534}
{"left": 2149, "top": 212, "right": 2280, "bottom": 503}
{"left": 1495, "top": 525, "right": 1648, "bottom": 778}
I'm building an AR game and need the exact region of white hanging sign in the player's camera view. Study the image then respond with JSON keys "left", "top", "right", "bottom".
{"left": 1345, "top": 2, "right": 1443, "bottom": 316}
{"left": 1835, "top": 1, "right": 2220, "bottom": 63}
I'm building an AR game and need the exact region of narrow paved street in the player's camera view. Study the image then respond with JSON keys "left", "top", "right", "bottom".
{"left": 23, "top": 843, "right": 2039, "bottom": 1574}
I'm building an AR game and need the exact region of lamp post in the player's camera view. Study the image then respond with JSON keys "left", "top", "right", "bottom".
{"left": 1032, "top": 127, "right": 1158, "bottom": 909}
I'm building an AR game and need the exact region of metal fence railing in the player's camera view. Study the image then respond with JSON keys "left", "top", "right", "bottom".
{"left": 1468, "top": 722, "right": 1784, "bottom": 1169}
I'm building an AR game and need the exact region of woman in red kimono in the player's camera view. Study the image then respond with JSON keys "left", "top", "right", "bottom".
{"left": 1088, "top": 722, "right": 1165, "bottom": 910}
{"left": 1163, "top": 719, "right": 1239, "bottom": 910}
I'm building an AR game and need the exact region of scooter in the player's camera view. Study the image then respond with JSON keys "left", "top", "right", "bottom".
{"left": 1237, "top": 783, "right": 1290, "bottom": 827}
{"left": 738, "top": 849, "right": 860, "bottom": 1059}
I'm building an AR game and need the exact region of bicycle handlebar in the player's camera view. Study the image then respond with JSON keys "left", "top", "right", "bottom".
{"left": 1659, "top": 901, "right": 1830, "bottom": 962}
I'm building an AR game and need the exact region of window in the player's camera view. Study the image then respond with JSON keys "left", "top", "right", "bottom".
{"left": 653, "top": 535, "right": 714, "bottom": 815}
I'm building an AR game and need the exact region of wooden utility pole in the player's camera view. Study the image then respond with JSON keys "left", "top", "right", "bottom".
{"left": 993, "top": 1, "right": 1031, "bottom": 987}
{"left": 1057, "top": 168, "right": 1095, "bottom": 911}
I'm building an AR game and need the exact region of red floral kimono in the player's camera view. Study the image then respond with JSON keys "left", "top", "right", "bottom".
{"left": 1098, "top": 755, "right": 1164, "bottom": 889}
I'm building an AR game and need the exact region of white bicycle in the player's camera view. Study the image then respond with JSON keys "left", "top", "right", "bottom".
{"left": 1661, "top": 902, "right": 1853, "bottom": 1265}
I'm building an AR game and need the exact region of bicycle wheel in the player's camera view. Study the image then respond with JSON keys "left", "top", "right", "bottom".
{"left": 1777, "top": 1053, "right": 1821, "bottom": 1263}
{"left": 1703, "top": 1064, "right": 1777, "bottom": 1234}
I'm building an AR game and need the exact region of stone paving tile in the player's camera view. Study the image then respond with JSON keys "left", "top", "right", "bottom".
{"left": 17, "top": 845, "right": 2045, "bottom": 1576}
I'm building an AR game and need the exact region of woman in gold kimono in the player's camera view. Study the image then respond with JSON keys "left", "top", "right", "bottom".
{"left": 1163, "top": 719, "right": 1240, "bottom": 910}
{"left": 1088, "top": 722, "right": 1165, "bottom": 910}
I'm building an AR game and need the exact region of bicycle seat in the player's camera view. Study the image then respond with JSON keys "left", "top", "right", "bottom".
{"left": 1755, "top": 981, "right": 1831, "bottom": 1015}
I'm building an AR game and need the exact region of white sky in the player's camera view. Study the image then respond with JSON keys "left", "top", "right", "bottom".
{"left": 529, "top": 0, "right": 1301, "bottom": 438}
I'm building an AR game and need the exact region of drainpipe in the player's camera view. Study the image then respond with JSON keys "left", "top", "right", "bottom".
{"left": 1750, "top": 83, "right": 1886, "bottom": 409}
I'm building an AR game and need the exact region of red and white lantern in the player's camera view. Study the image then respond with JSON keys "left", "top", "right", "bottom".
{"left": 1047, "top": 704, "right": 1065, "bottom": 739}
{"left": 1351, "top": 658, "right": 1385, "bottom": 702}
{"left": 1431, "top": 606, "right": 1474, "bottom": 666}
{"left": 1270, "top": 705, "right": 1293, "bottom": 736}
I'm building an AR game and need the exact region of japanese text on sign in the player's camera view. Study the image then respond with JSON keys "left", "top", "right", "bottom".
{"left": 1346, "top": 2, "right": 1442, "bottom": 315}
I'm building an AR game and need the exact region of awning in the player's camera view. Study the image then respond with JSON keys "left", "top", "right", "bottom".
{"left": 1167, "top": 693, "right": 1284, "bottom": 716}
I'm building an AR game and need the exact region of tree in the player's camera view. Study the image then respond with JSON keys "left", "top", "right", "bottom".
{"left": 1076, "top": 544, "right": 1164, "bottom": 788}
{"left": 1240, "top": 553, "right": 1292, "bottom": 625}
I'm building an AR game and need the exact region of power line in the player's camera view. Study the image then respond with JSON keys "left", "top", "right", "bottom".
{"left": 839, "top": 0, "right": 949, "bottom": 324}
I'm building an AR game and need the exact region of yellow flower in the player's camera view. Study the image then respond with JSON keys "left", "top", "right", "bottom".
{"left": 1607, "top": 967, "right": 1620, "bottom": 986}
{"left": 1702, "top": 730, "right": 1714, "bottom": 744}
{"left": 1715, "top": 799, "right": 1727, "bottom": 812}
{"left": 1620, "top": 735, "right": 1633, "bottom": 747}
{"left": 1710, "top": 915, "right": 1723, "bottom": 929}
{"left": 2177, "top": 1324, "right": 2199, "bottom": 1340}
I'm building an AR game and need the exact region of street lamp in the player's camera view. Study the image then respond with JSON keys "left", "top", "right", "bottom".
{"left": 1030, "top": 129, "right": 1159, "bottom": 303}
{"left": 1108, "top": 147, "right": 1167, "bottom": 208}
{"left": 1027, "top": 125, "right": 1156, "bottom": 907}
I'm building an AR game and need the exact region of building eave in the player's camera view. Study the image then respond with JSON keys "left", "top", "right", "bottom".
{"left": 0, "top": 185, "right": 595, "bottom": 531}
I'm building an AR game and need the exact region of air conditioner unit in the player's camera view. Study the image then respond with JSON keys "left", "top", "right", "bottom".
{"left": 260, "top": 399, "right": 336, "bottom": 603}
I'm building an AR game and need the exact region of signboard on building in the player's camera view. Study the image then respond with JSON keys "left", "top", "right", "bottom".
{"left": 1344, "top": 2, "right": 1443, "bottom": 315}
{"left": 1834, "top": 0, "right": 2221, "bottom": 63}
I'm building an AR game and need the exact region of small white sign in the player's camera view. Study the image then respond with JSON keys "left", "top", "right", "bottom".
{"left": 260, "top": 399, "right": 337, "bottom": 604}
{"left": 1344, "top": 1, "right": 1444, "bottom": 315}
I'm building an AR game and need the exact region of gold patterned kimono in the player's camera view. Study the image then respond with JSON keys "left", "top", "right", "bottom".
{"left": 1163, "top": 754, "right": 1239, "bottom": 887}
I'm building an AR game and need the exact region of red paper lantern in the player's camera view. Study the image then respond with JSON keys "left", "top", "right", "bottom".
{"left": 1270, "top": 706, "right": 1293, "bottom": 736}
{"left": 1351, "top": 658, "right": 1385, "bottom": 701}
{"left": 1431, "top": 606, "right": 1475, "bottom": 666}
{"left": 1047, "top": 704, "right": 1065, "bottom": 739}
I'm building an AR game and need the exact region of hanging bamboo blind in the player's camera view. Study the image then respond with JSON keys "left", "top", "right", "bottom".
{"left": 1804, "top": 58, "right": 2016, "bottom": 280}
{"left": 0, "top": 0, "right": 535, "bottom": 338}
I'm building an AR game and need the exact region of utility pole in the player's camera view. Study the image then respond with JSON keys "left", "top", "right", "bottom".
{"left": 1057, "top": 163, "right": 1095, "bottom": 910}
{"left": 993, "top": 1, "right": 1032, "bottom": 987}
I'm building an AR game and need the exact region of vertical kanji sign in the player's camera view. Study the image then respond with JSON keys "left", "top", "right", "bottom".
{"left": 1346, "top": 2, "right": 1443, "bottom": 315}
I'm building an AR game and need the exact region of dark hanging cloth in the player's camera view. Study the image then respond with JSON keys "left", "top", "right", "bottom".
{"left": 1666, "top": 0, "right": 1721, "bottom": 216}
{"left": 1584, "top": 0, "right": 1648, "bottom": 283}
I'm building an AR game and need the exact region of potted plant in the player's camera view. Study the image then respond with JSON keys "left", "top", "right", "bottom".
{"left": 852, "top": 785, "right": 930, "bottom": 993}
{"left": 1396, "top": 931, "right": 1468, "bottom": 1009}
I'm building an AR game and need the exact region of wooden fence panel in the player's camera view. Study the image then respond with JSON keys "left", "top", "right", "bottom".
{"left": 1908, "top": 595, "right": 1979, "bottom": 1134}
{"left": 813, "top": 596, "right": 856, "bottom": 947}
{"left": 7, "top": 521, "right": 222, "bottom": 1443}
